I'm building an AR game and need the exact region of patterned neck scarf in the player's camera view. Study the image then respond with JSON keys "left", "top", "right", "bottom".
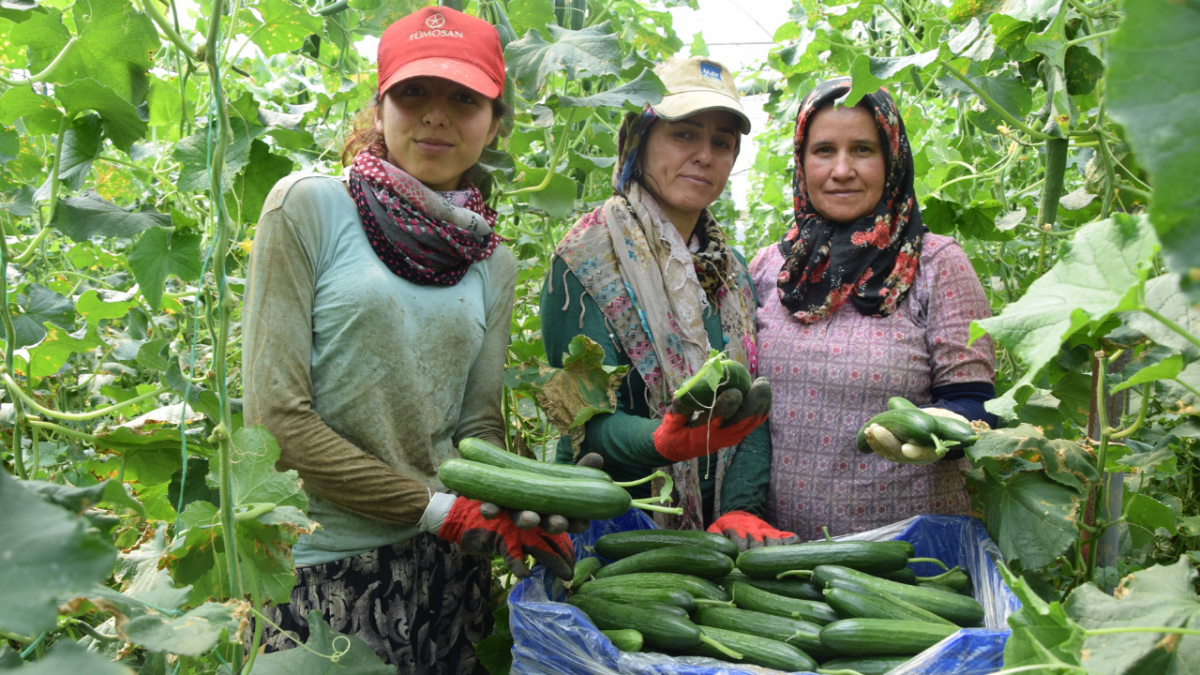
{"left": 777, "top": 77, "right": 926, "bottom": 323}
{"left": 348, "top": 147, "right": 500, "bottom": 286}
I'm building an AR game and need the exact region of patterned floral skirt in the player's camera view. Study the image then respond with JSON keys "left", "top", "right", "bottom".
{"left": 259, "top": 533, "right": 492, "bottom": 674}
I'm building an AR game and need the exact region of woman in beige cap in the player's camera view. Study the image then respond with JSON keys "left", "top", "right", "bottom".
{"left": 539, "top": 57, "right": 794, "bottom": 550}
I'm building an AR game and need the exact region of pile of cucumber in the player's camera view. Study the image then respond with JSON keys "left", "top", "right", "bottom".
{"left": 564, "top": 529, "right": 985, "bottom": 675}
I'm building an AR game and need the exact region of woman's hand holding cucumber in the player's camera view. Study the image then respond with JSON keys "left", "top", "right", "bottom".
{"left": 856, "top": 398, "right": 979, "bottom": 465}
{"left": 438, "top": 497, "right": 576, "bottom": 581}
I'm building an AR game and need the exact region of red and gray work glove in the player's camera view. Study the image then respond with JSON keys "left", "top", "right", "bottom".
{"left": 438, "top": 497, "right": 576, "bottom": 581}
{"left": 707, "top": 510, "right": 799, "bottom": 551}
{"left": 653, "top": 382, "right": 771, "bottom": 463}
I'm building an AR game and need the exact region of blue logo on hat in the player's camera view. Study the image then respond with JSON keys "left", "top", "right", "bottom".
{"left": 700, "top": 62, "right": 722, "bottom": 82}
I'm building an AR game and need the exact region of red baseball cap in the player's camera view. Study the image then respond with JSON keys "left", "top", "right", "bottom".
{"left": 377, "top": 7, "right": 505, "bottom": 100}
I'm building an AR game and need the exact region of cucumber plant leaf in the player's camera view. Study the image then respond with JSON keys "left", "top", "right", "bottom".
{"left": 120, "top": 601, "right": 240, "bottom": 657}
{"left": 12, "top": 283, "right": 75, "bottom": 347}
{"left": 1064, "top": 560, "right": 1200, "bottom": 675}
{"left": 505, "top": 22, "right": 622, "bottom": 99}
{"left": 128, "top": 227, "right": 202, "bottom": 311}
{"left": 240, "top": 0, "right": 322, "bottom": 56}
{"left": 49, "top": 192, "right": 171, "bottom": 242}
{"left": 1107, "top": 0, "right": 1200, "bottom": 286}
{"left": 997, "top": 562, "right": 1087, "bottom": 671}
{"left": 841, "top": 49, "right": 938, "bottom": 107}
{"left": 1122, "top": 491, "right": 1178, "bottom": 549}
{"left": 971, "top": 214, "right": 1159, "bottom": 382}
{"left": 965, "top": 467, "right": 1083, "bottom": 570}
{"left": 36, "top": 113, "right": 102, "bottom": 201}
{"left": 1121, "top": 274, "right": 1200, "bottom": 360}
{"left": 556, "top": 68, "right": 665, "bottom": 109}
{"left": 54, "top": 77, "right": 150, "bottom": 152}
{"left": 0, "top": 468, "right": 117, "bottom": 636}
{"left": 12, "top": 643, "right": 133, "bottom": 675}
{"left": 22, "top": 478, "right": 145, "bottom": 518}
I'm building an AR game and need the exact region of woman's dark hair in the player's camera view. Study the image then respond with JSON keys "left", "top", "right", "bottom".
{"left": 340, "top": 90, "right": 512, "bottom": 168}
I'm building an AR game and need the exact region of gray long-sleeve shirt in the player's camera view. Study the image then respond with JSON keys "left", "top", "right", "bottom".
{"left": 242, "top": 173, "right": 516, "bottom": 565}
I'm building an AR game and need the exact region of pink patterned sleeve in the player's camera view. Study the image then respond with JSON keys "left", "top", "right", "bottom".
{"left": 748, "top": 245, "right": 779, "bottom": 308}
{"left": 922, "top": 237, "right": 996, "bottom": 388}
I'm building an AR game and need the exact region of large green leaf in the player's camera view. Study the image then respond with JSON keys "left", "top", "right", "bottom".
{"left": 37, "top": 113, "right": 102, "bottom": 199}
{"left": 76, "top": 289, "right": 138, "bottom": 327}
{"left": 1121, "top": 273, "right": 1200, "bottom": 360}
{"left": 965, "top": 467, "right": 1083, "bottom": 570}
{"left": 507, "top": 0, "right": 555, "bottom": 37}
{"left": 165, "top": 426, "right": 309, "bottom": 605}
{"left": 1107, "top": 0, "right": 1200, "bottom": 283}
{"left": 997, "top": 563, "right": 1087, "bottom": 672}
{"left": 967, "top": 425, "right": 1099, "bottom": 492}
{"left": 128, "top": 227, "right": 202, "bottom": 310}
{"left": 1065, "top": 560, "right": 1200, "bottom": 674}
{"left": 11, "top": 643, "right": 133, "bottom": 675}
{"left": 22, "top": 478, "right": 144, "bottom": 518}
{"left": 0, "top": 468, "right": 117, "bottom": 635}
{"left": 971, "top": 214, "right": 1159, "bottom": 380}
{"left": 505, "top": 22, "right": 622, "bottom": 98}
{"left": 23, "top": 323, "right": 103, "bottom": 378}
{"left": 1123, "top": 491, "right": 1178, "bottom": 549}
{"left": 0, "top": 84, "right": 63, "bottom": 135}
{"left": 242, "top": 0, "right": 323, "bottom": 56}
{"left": 12, "top": 283, "right": 75, "bottom": 347}
{"left": 842, "top": 50, "right": 938, "bottom": 107}
{"left": 173, "top": 119, "right": 264, "bottom": 193}
{"left": 121, "top": 601, "right": 239, "bottom": 657}
{"left": 10, "top": 0, "right": 158, "bottom": 105}
{"left": 49, "top": 192, "right": 171, "bottom": 241}
{"left": 54, "top": 77, "right": 150, "bottom": 152}
{"left": 231, "top": 139, "right": 294, "bottom": 225}
{"left": 253, "top": 610, "right": 393, "bottom": 675}
{"left": 557, "top": 68, "right": 665, "bottom": 109}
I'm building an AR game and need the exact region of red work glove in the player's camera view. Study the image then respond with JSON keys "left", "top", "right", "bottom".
{"left": 653, "top": 411, "right": 766, "bottom": 463}
{"left": 708, "top": 511, "right": 799, "bottom": 551}
{"left": 438, "top": 497, "right": 575, "bottom": 581}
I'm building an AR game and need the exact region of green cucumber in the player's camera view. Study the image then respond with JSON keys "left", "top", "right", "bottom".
{"left": 593, "top": 545, "right": 733, "bottom": 580}
{"left": 458, "top": 437, "right": 612, "bottom": 482}
{"left": 887, "top": 396, "right": 920, "bottom": 411}
{"left": 878, "top": 567, "right": 917, "bottom": 584}
{"left": 818, "top": 655, "right": 912, "bottom": 675}
{"left": 571, "top": 556, "right": 604, "bottom": 588}
{"left": 601, "top": 629, "right": 642, "bottom": 652}
{"left": 811, "top": 566, "right": 985, "bottom": 626}
{"left": 823, "top": 583, "right": 955, "bottom": 626}
{"left": 932, "top": 416, "right": 978, "bottom": 446}
{"left": 878, "top": 540, "right": 916, "bottom": 557}
{"left": 863, "top": 409, "right": 941, "bottom": 446}
{"left": 594, "top": 529, "right": 738, "bottom": 560}
{"left": 568, "top": 595, "right": 703, "bottom": 651}
{"left": 722, "top": 569, "right": 823, "bottom": 601}
{"left": 674, "top": 351, "right": 753, "bottom": 413}
{"left": 584, "top": 586, "right": 697, "bottom": 612}
{"left": 685, "top": 625, "right": 817, "bottom": 673}
{"left": 630, "top": 602, "right": 689, "bottom": 618}
{"left": 693, "top": 606, "right": 836, "bottom": 660}
{"left": 577, "top": 573, "right": 729, "bottom": 602}
{"left": 728, "top": 581, "right": 838, "bottom": 625}
{"left": 819, "top": 618, "right": 957, "bottom": 656}
{"left": 438, "top": 458, "right": 631, "bottom": 520}
{"left": 737, "top": 541, "right": 908, "bottom": 578}
{"left": 917, "top": 580, "right": 960, "bottom": 594}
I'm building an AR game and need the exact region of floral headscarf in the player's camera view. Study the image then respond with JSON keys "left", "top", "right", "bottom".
{"left": 776, "top": 77, "right": 926, "bottom": 323}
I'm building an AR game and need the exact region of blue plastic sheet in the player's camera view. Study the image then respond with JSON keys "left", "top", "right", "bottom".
{"left": 509, "top": 511, "right": 1020, "bottom": 675}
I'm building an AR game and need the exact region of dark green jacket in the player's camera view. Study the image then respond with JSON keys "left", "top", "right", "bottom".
{"left": 540, "top": 253, "right": 771, "bottom": 527}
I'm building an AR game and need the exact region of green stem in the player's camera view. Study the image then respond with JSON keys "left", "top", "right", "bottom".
{"left": 70, "top": 619, "right": 119, "bottom": 643}
{"left": 506, "top": 107, "right": 579, "bottom": 196}
{"left": 0, "top": 232, "right": 30, "bottom": 479}
{"left": 613, "top": 470, "right": 668, "bottom": 489}
{"left": 1065, "top": 28, "right": 1118, "bottom": 48}
{"left": 937, "top": 60, "right": 1053, "bottom": 141}
{"left": 203, "top": 0, "right": 243, "bottom": 610}
{"left": 0, "top": 629, "right": 34, "bottom": 643}
{"left": 234, "top": 502, "right": 277, "bottom": 522}
{"left": 908, "top": 557, "right": 949, "bottom": 570}
{"left": 27, "top": 419, "right": 99, "bottom": 444}
{"left": 1109, "top": 382, "right": 1150, "bottom": 440}
{"left": 138, "top": 0, "right": 198, "bottom": 60}
{"left": 1142, "top": 308, "right": 1200, "bottom": 352}
{"left": 631, "top": 501, "right": 684, "bottom": 515}
{"left": 917, "top": 565, "right": 962, "bottom": 583}
{"left": 38, "top": 109, "right": 76, "bottom": 232}
{"left": 1086, "top": 352, "right": 1110, "bottom": 582}
{"left": 0, "top": 38, "right": 77, "bottom": 86}
{"left": 697, "top": 634, "right": 743, "bottom": 660}
{"left": 2, "top": 374, "right": 166, "bottom": 421}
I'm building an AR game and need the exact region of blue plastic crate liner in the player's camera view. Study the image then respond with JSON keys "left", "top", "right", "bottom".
{"left": 509, "top": 511, "right": 1020, "bottom": 675}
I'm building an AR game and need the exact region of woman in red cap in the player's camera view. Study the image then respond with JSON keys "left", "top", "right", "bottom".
{"left": 243, "top": 7, "right": 573, "bottom": 671}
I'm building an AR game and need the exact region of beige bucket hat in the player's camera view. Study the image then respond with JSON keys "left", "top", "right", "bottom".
{"left": 651, "top": 56, "right": 751, "bottom": 134}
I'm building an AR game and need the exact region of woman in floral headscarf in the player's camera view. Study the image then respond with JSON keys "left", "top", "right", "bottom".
{"left": 749, "top": 77, "right": 997, "bottom": 539}
{"left": 539, "top": 57, "right": 795, "bottom": 550}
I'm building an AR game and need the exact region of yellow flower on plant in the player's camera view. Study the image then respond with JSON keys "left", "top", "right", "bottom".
{"left": 238, "top": 238, "right": 253, "bottom": 254}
